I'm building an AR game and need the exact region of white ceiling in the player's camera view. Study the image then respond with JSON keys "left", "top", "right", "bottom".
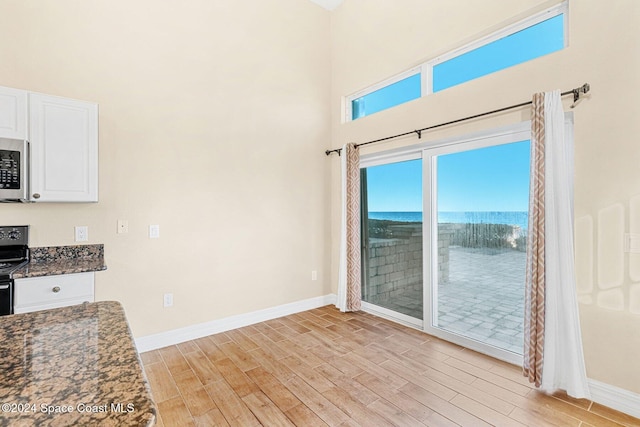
{"left": 308, "top": 0, "right": 344, "bottom": 11}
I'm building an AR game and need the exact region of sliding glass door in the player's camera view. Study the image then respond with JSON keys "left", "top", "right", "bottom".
{"left": 424, "top": 136, "right": 531, "bottom": 363}
{"left": 360, "top": 123, "right": 533, "bottom": 364}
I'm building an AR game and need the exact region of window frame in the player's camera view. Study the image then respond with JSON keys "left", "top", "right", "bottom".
{"left": 345, "top": 66, "right": 423, "bottom": 123}
{"left": 425, "top": 2, "right": 568, "bottom": 95}
{"left": 344, "top": 1, "right": 568, "bottom": 122}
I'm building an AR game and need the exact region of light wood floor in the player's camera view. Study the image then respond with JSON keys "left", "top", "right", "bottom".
{"left": 140, "top": 305, "right": 640, "bottom": 426}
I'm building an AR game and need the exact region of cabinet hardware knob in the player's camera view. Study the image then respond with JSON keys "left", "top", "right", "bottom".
{"left": 52, "top": 286, "right": 61, "bottom": 293}
{"left": 32, "top": 193, "right": 41, "bottom": 199}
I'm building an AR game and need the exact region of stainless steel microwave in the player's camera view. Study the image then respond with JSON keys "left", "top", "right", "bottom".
{"left": 0, "top": 138, "right": 29, "bottom": 202}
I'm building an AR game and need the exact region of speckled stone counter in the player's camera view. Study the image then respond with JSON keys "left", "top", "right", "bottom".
{"left": 0, "top": 301, "right": 156, "bottom": 426}
{"left": 13, "top": 244, "right": 107, "bottom": 279}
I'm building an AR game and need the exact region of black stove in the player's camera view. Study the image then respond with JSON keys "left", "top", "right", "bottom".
{"left": 0, "top": 259, "right": 28, "bottom": 279}
{"left": 0, "top": 225, "right": 29, "bottom": 315}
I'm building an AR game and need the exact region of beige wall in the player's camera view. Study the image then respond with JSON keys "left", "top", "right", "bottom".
{"left": 330, "top": 0, "right": 640, "bottom": 393}
{"left": 0, "top": 0, "right": 332, "bottom": 337}
{"left": 1, "top": 0, "right": 638, "bottom": 396}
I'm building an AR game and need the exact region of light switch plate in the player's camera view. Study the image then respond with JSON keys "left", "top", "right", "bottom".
{"left": 75, "top": 226, "right": 88, "bottom": 242}
{"left": 149, "top": 224, "right": 160, "bottom": 239}
{"left": 163, "top": 293, "right": 173, "bottom": 307}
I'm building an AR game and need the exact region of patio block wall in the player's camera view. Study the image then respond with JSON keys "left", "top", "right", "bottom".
{"left": 363, "top": 221, "right": 523, "bottom": 310}
{"left": 364, "top": 224, "right": 454, "bottom": 304}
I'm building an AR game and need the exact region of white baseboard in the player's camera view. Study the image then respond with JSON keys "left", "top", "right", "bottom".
{"left": 135, "top": 294, "right": 337, "bottom": 353}
{"left": 588, "top": 379, "right": 640, "bottom": 419}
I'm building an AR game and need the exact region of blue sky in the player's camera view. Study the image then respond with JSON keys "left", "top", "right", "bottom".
{"left": 366, "top": 140, "right": 531, "bottom": 212}
{"left": 352, "top": 74, "right": 421, "bottom": 119}
{"left": 433, "top": 15, "right": 564, "bottom": 92}
{"left": 366, "top": 159, "right": 422, "bottom": 212}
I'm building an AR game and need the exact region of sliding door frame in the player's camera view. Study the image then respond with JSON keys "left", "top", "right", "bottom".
{"left": 359, "top": 121, "right": 533, "bottom": 352}
{"left": 422, "top": 126, "right": 531, "bottom": 366}
{"left": 359, "top": 150, "right": 423, "bottom": 329}
{"left": 359, "top": 116, "right": 573, "bottom": 366}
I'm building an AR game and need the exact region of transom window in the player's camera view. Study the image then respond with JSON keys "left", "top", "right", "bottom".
{"left": 345, "top": 2, "right": 567, "bottom": 121}
{"left": 351, "top": 72, "right": 421, "bottom": 120}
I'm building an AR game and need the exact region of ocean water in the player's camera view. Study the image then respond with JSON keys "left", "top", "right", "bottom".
{"left": 368, "top": 211, "right": 529, "bottom": 230}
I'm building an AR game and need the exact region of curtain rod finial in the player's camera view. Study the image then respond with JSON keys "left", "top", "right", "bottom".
{"left": 570, "top": 83, "right": 590, "bottom": 108}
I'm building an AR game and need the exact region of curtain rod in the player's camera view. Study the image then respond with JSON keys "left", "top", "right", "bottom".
{"left": 325, "top": 83, "right": 590, "bottom": 156}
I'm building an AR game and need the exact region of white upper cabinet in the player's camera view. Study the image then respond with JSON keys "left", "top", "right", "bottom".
{"left": 0, "top": 86, "right": 27, "bottom": 140}
{"left": 29, "top": 93, "right": 98, "bottom": 202}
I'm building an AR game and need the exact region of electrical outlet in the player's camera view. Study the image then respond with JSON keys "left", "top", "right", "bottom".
{"left": 163, "top": 293, "right": 173, "bottom": 307}
{"left": 149, "top": 224, "right": 160, "bottom": 239}
{"left": 311, "top": 270, "right": 318, "bottom": 281}
{"left": 75, "top": 226, "right": 88, "bottom": 242}
{"left": 117, "top": 219, "right": 129, "bottom": 234}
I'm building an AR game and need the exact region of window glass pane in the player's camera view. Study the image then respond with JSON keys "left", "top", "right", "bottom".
{"left": 361, "top": 159, "right": 423, "bottom": 320}
{"left": 433, "top": 14, "right": 564, "bottom": 93}
{"left": 352, "top": 73, "right": 421, "bottom": 120}
{"left": 434, "top": 140, "right": 530, "bottom": 354}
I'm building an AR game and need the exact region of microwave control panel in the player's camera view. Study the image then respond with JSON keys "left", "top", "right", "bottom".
{"left": 0, "top": 150, "right": 20, "bottom": 189}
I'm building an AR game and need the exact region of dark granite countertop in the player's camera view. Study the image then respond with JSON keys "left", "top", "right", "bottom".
{"left": 0, "top": 301, "right": 156, "bottom": 426}
{"left": 13, "top": 244, "right": 107, "bottom": 279}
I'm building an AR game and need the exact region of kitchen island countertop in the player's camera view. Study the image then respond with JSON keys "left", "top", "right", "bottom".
{"left": 0, "top": 301, "right": 156, "bottom": 426}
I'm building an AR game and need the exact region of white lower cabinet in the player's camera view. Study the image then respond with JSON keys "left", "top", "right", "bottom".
{"left": 14, "top": 272, "right": 95, "bottom": 314}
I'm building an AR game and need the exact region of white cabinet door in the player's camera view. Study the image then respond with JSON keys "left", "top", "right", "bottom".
{"left": 29, "top": 93, "right": 98, "bottom": 202}
{"left": 0, "top": 86, "right": 27, "bottom": 139}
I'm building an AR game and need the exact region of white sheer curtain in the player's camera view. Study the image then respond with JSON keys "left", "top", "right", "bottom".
{"left": 540, "top": 90, "right": 590, "bottom": 398}
{"left": 336, "top": 143, "right": 361, "bottom": 312}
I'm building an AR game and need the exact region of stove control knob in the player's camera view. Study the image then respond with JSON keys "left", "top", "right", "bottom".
{"left": 8, "top": 230, "right": 20, "bottom": 240}
{"left": 0, "top": 231, "right": 4, "bottom": 240}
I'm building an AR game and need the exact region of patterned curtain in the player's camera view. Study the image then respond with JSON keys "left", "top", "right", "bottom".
{"left": 524, "top": 93, "right": 546, "bottom": 387}
{"left": 336, "top": 143, "right": 362, "bottom": 312}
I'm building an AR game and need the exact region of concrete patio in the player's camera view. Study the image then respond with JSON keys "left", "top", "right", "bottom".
{"left": 369, "top": 245, "right": 526, "bottom": 354}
